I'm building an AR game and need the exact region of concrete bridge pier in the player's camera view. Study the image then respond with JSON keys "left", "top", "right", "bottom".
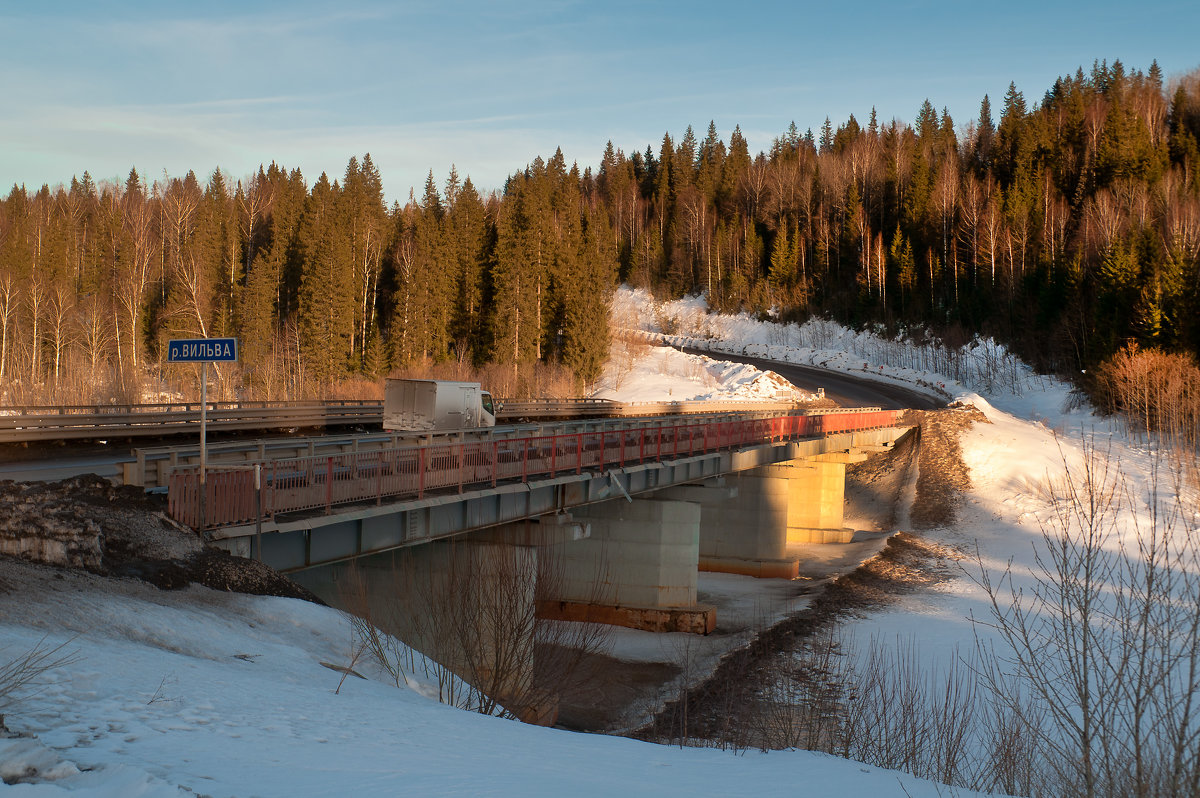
{"left": 777, "top": 451, "right": 867, "bottom": 544}
{"left": 654, "top": 450, "right": 869, "bottom": 580}
{"left": 655, "top": 478, "right": 798, "bottom": 579}
{"left": 538, "top": 498, "right": 716, "bottom": 635}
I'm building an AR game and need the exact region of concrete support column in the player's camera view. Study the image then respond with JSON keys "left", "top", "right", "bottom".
{"left": 718, "top": 458, "right": 856, "bottom": 547}
{"left": 653, "top": 453, "right": 863, "bottom": 581}
{"left": 540, "top": 498, "right": 715, "bottom": 634}
{"left": 780, "top": 459, "right": 850, "bottom": 543}
{"left": 656, "top": 480, "right": 800, "bottom": 579}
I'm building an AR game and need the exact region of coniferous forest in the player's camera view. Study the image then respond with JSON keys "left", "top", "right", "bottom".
{"left": 1, "top": 59, "right": 1198, "bottom": 404}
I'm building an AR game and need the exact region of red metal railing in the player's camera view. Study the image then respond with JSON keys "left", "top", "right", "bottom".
{"left": 168, "top": 410, "right": 902, "bottom": 530}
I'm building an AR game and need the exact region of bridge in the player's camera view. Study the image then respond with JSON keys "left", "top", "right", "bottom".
{"left": 3, "top": 395, "right": 916, "bottom": 723}
{"left": 166, "top": 407, "right": 911, "bottom": 638}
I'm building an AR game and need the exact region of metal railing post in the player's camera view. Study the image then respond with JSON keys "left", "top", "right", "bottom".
{"left": 418, "top": 447, "right": 426, "bottom": 498}
{"left": 324, "top": 457, "right": 334, "bottom": 513}
{"left": 254, "top": 464, "right": 263, "bottom": 561}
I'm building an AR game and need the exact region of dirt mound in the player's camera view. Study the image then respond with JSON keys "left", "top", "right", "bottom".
{"left": 900, "top": 405, "right": 986, "bottom": 529}
{"left": 0, "top": 475, "right": 320, "bottom": 603}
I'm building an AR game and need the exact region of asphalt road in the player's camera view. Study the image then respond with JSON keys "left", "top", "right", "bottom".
{"left": 679, "top": 346, "right": 943, "bottom": 410}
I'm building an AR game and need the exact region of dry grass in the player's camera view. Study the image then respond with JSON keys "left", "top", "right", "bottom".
{"left": 1093, "top": 343, "right": 1200, "bottom": 448}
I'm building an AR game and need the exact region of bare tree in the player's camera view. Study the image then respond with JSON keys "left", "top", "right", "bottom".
{"left": 47, "top": 281, "right": 75, "bottom": 392}
{"left": 341, "top": 536, "right": 612, "bottom": 724}
{"left": 76, "top": 293, "right": 113, "bottom": 390}
{"left": 117, "top": 178, "right": 156, "bottom": 371}
{"left": 0, "top": 271, "right": 16, "bottom": 385}
{"left": 972, "top": 438, "right": 1200, "bottom": 798}
{"left": 23, "top": 270, "right": 47, "bottom": 385}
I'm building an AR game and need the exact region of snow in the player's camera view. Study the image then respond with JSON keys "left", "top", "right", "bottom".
{"left": 591, "top": 341, "right": 815, "bottom": 404}
{"left": 0, "top": 563, "right": 965, "bottom": 797}
{"left": 6, "top": 284, "right": 1159, "bottom": 797}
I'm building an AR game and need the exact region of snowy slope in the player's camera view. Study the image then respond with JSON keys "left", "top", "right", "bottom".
{"left": 592, "top": 339, "right": 815, "bottom": 403}
{"left": 0, "top": 560, "right": 975, "bottom": 797}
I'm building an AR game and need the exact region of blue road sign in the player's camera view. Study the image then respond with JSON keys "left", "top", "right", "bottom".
{"left": 167, "top": 338, "right": 238, "bottom": 363}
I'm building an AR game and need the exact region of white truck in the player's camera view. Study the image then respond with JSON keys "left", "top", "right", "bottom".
{"left": 382, "top": 379, "right": 497, "bottom": 431}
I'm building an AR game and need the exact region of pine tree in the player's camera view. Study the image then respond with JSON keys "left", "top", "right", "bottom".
{"left": 561, "top": 203, "right": 617, "bottom": 385}
{"left": 915, "top": 99, "right": 938, "bottom": 144}
{"left": 445, "top": 175, "right": 489, "bottom": 361}
{"left": 819, "top": 117, "right": 834, "bottom": 154}
{"left": 995, "top": 82, "right": 1028, "bottom": 186}
{"left": 296, "top": 172, "right": 354, "bottom": 389}
{"left": 974, "top": 94, "right": 995, "bottom": 175}
{"left": 490, "top": 172, "right": 545, "bottom": 368}
{"left": 342, "top": 154, "right": 388, "bottom": 370}
{"left": 239, "top": 163, "right": 305, "bottom": 383}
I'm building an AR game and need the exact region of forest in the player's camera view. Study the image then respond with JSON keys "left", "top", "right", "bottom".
{"left": 0, "top": 58, "right": 1197, "bottom": 405}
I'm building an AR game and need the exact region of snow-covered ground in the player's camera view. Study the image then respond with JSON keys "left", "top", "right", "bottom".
{"left": 0, "top": 561, "right": 970, "bottom": 798}
{"left": 591, "top": 340, "right": 815, "bottom": 404}
{"left": 3, "top": 286, "right": 1189, "bottom": 796}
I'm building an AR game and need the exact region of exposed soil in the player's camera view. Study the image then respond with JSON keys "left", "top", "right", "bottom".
{"left": 902, "top": 403, "right": 989, "bottom": 529}
{"left": 542, "top": 648, "right": 682, "bottom": 732}
{"left": 632, "top": 404, "right": 982, "bottom": 745}
{"left": 0, "top": 475, "right": 320, "bottom": 603}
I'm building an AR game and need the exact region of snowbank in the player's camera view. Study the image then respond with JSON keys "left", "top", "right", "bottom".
{"left": 0, "top": 559, "right": 979, "bottom": 797}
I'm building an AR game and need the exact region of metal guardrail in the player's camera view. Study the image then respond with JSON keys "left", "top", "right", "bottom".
{"left": 0, "top": 400, "right": 383, "bottom": 443}
{"left": 128, "top": 406, "right": 847, "bottom": 489}
{"left": 494, "top": 397, "right": 620, "bottom": 419}
{"left": 168, "top": 409, "right": 903, "bottom": 530}
{"left": 1, "top": 395, "right": 853, "bottom": 444}
{"left": 493, "top": 397, "right": 832, "bottom": 420}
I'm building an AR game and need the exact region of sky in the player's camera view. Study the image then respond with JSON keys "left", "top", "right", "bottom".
{"left": 3, "top": 0, "right": 1198, "bottom": 203}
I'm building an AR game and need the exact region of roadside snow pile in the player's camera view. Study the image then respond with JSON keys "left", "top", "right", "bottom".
{"left": 612, "top": 286, "right": 1064, "bottom": 411}
{"left": 593, "top": 342, "right": 816, "bottom": 404}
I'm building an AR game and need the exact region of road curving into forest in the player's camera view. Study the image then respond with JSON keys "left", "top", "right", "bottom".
{"left": 678, "top": 346, "right": 944, "bottom": 411}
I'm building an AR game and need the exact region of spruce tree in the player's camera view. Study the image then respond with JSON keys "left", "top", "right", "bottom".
{"left": 296, "top": 173, "right": 354, "bottom": 389}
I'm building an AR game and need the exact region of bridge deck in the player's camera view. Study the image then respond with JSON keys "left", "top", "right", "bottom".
{"left": 171, "top": 410, "right": 903, "bottom": 531}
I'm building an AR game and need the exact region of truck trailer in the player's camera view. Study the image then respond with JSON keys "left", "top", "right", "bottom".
{"left": 382, "top": 379, "right": 497, "bottom": 431}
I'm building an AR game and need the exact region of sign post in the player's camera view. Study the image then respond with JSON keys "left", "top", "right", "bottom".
{"left": 168, "top": 338, "right": 238, "bottom": 530}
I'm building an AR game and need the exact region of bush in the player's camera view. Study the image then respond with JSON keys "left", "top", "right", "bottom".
{"left": 1093, "top": 343, "right": 1200, "bottom": 447}
{"left": 0, "top": 637, "right": 80, "bottom": 727}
